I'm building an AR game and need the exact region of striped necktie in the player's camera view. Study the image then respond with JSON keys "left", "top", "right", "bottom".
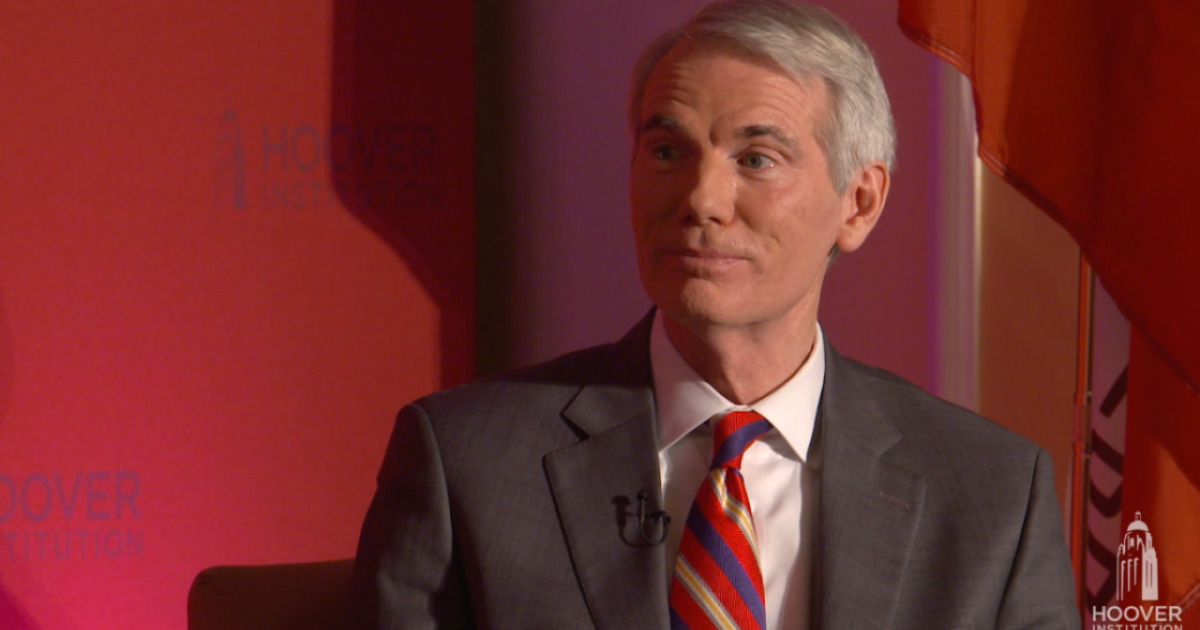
{"left": 669, "top": 410, "right": 771, "bottom": 630}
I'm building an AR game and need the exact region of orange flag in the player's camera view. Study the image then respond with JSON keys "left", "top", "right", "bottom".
{"left": 898, "top": 0, "right": 1200, "bottom": 620}
{"left": 1125, "top": 332, "right": 1200, "bottom": 624}
{"left": 898, "top": 0, "right": 1200, "bottom": 392}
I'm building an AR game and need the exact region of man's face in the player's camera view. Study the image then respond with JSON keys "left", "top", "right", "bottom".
{"left": 630, "top": 42, "right": 860, "bottom": 333}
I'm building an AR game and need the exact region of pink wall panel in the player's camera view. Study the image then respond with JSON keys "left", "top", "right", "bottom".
{"left": 0, "top": 1, "right": 472, "bottom": 628}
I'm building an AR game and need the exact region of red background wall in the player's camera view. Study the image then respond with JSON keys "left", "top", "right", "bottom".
{"left": 2, "top": 0, "right": 971, "bottom": 627}
{"left": 0, "top": 1, "right": 473, "bottom": 628}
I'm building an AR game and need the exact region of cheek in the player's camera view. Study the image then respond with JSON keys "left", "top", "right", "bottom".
{"left": 739, "top": 188, "right": 802, "bottom": 242}
{"left": 629, "top": 202, "right": 652, "bottom": 246}
{"left": 630, "top": 177, "right": 673, "bottom": 233}
{"left": 748, "top": 192, "right": 839, "bottom": 271}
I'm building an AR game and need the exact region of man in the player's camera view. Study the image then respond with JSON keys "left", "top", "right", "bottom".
{"left": 347, "top": 1, "right": 1080, "bottom": 628}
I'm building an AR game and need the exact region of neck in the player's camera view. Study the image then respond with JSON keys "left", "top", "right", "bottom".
{"left": 662, "top": 310, "right": 818, "bottom": 405}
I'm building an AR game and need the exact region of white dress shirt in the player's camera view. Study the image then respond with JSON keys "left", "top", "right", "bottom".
{"left": 651, "top": 311, "right": 824, "bottom": 630}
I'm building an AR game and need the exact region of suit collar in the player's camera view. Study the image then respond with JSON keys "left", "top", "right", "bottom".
{"left": 810, "top": 337, "right": 903, "bottom": 464}
{"left": 814, "top": 338, "right": 925, "bottom": 630}
{"left": 560, "top": 309, "right": 656, "bottom": 436}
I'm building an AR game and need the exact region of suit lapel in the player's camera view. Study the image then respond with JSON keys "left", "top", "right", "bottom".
{"left": 540, "top": 318, "right": 926, "bottom": 630}
{"left": 814, "top": 341, "right": 926, "bottom": 630}
{"left": 543, "top": 313, "right": 670, "bottom": 630}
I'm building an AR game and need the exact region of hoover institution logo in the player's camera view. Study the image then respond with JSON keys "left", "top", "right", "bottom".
{"left": 1092, "top": 512, "right": 1184, "bottom": 629}
{"left": 214, "top": 107, "right": 441, "bottom": 212}
{"left": 1119, "top": 512, "right": 1159, "bottom": 603}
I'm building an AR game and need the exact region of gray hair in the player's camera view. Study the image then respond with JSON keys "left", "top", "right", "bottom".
{"left": 628, "top": 0, "right": 896, "bottom": 192}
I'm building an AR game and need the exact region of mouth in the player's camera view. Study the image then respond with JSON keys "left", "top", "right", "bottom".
{"left": 658, "top": 246, "right": 748, "bottom": 272}
{"left": 660, "top": 245, "right": 745, "bottom": 259}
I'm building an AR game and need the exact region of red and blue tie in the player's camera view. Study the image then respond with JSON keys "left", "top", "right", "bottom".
{"left": 669, "top": 410, "right": 771, "bottom": 630}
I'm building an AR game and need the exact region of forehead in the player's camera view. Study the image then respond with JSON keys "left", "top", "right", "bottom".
{"left": 639, "top": 41, "right": 827, "bottom": 136}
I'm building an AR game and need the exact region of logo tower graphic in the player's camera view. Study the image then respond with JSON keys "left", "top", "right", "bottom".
{"left": 214, "top": 108, "right": 248, "bottom": 210}
{"left": 1118, "top": 512, "right": 1159, "bottom": 603}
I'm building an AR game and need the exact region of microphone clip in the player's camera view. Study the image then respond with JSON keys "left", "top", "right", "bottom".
{"left": 636, "top": 490, "right": 671, "bottom": 546}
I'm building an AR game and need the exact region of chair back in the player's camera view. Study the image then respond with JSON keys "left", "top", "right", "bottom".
{"left": 187, "top": 559, "right": 355, "bottom": 630}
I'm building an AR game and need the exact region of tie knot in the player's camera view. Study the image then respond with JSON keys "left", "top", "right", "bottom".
{"left": 711, "top": 410, "right": 770, "bottom": 470}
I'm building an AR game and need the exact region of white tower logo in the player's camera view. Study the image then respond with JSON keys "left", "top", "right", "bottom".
{"left": 1117, "top": 511, "right": 1159, "bottom": 602}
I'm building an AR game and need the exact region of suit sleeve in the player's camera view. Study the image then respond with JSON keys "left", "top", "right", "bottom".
{"left": 994, "top": 448, "right": 1082, "bottom": 629}
{"left": 345, "top": 403, "right": 474, "bottom": 630}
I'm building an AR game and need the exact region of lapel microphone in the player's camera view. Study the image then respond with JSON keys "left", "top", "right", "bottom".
{"left": 636, "top": 490, "right": 671, "bottom": 545}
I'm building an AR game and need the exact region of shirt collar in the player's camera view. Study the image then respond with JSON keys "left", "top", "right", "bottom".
{"left": 650, "top": 310, "right": 825, "bottom": 463}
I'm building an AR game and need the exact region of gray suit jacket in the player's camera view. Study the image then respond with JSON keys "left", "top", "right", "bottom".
{"left": 347, "top": 313, "right": 1080, "bottom": 629}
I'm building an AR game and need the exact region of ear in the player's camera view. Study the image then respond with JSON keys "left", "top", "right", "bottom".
{"left": 835, "top": 161, "right": 889, "bottom": 253}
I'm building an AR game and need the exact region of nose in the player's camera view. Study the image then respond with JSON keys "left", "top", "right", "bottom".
{"left": 684, "top": 153, "right": 735, "bottom": 225}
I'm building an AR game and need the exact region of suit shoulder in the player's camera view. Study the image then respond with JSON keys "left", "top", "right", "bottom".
{"left": 390, "top": 337, "right": 650, "bottom": 478}
{"left": 406, "top": 337, "right": 641, "bottom": 425}
{"left": 838, "top": 355, "right": 1042, "bottom": 461}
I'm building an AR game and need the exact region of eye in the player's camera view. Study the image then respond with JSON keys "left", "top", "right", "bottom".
{"left": 651, "top": 144, "right": 680, "bottom": 162}
{"left": 738, "top": 152, "right": 776, "bottom": 170}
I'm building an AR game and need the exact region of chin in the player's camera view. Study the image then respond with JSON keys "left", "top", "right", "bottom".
{"left": 652, "top": 281, "right": 746, "bottom": 328}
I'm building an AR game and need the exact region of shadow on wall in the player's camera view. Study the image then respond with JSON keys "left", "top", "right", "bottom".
{"left": 330, "top": 0, "right": 476, "bottom": 387}
{"left": 0, "top": 580, "right": 38, "bottom": 630}
{"left": 471, "top": 0, "right": 525, "bottom": 378}
{"left": 0, "top": 290, "right": 11, "bottom": 424}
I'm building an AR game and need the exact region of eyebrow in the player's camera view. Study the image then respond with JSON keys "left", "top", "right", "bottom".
{"left": 639, "top": 116, "right": 801, "bottom": 154}
{"left": 640, "top": 114, "right": 680, "bottom": 136}
{"left": 737, "top": 124, "right": 799, "bottom": 152}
